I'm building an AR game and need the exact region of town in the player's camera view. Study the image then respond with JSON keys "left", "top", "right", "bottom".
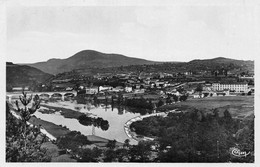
{"left": 11, "top": 66, "right": 254, "bottom": 104}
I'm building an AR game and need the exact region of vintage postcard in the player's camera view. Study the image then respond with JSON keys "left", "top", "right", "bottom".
{"left": 2, "top": 0, "right": 258, "bottom": 166}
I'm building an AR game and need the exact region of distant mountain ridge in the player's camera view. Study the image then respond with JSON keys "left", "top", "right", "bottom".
{"left": 27, "top": 50, "right": 156, "bottom": 75}
{"left": 25, "top": 50, "right": 253, "bottom": 75}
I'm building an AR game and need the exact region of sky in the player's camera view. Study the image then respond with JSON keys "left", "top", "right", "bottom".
{"left": 4, "top": 0, "right": 259, "bottom": 64}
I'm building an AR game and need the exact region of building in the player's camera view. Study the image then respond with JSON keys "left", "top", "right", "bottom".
{"left": 125, "top": 86, "right": 133, "bottom": 93}
{"left": 53, "top": 83, "right": 75, "bottom": 91}
{"left": 85, "top": 86, "right": 99, "bottom": 94}
{"left": 65, "top": 87, "right": 73, "bottom": 91}
{"left": 193, "top": 92, "right": 204, "bottom": 98}
{"left": 186, "top": 89, "right": 195, "bottom": 95}
{"left": 12, "top": 86, "right": 29, "bottom": 91}
{"left": 155, "top": 81, "right": 166, "bottom": 88}
{"left": 203, "top": 83, "right": 212, "bottom": 91}
{"left": 134, "top": 89, "right": 145, "bottom": 94}
{"left": 212, "top": 82, "right": 248, "bottom": 92}
{"left": 99, "top": 85, "right": 113, "bottom": 92}
{"left": 113, "top": 86, "right": 124, "bottom": 92}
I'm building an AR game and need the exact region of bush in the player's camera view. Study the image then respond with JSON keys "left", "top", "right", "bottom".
{"left": 78, "top": 115, "right": 109, "bottom": 131}
{"left": 56, "top": 131, "right": 91, "bottom": 152}
{"left": 157, "top": 100, "right": 164, "bottom": 107}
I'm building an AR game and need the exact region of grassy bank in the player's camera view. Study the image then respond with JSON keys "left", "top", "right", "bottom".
{"left": 158, "top": 96, "right": 254, "bottom": 119}
{"left": 29, "top": 116, "right": 70, "bottom": 138}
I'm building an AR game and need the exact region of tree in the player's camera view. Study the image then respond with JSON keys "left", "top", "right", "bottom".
{"left": 248, "top": 80, "right": 254, "bottom": 85}
{"left": 129, "top": 141, "right": 153, "bottom": 162}
{"left": 116, "top": 148, "right": 130, "bottom": 162}
{"left": 56, "top": 131, "right": 91, "bottom": 152}
{"left": 157, "top": 99, "right": 164, "bottom": 107}
{"left": 78, "top": 147, "right": 103, "bottom": 162}
{"left": 195, "top": 84, "right": 203, "bottom": 92}
{"left": 179, "top": 94, "right": 188, "bottom": 101}
{"left": 106, "top": 140, "right": 117, "bottom": 150}
{"left": 172, "top": 94, "right": 178, "bottom": 102}
{"left": 123, "top": 139, "right": 130, "bottom": 149}
{"left": 223, "top": 110, "right": 232, "bottom": 122}
{"left": 166, "top": 96, "right": 172, "bottom": 104}
{"left": 104, "top": 149, "right": 117, "bottom": 162}
{"left": 203, "top": 93, "right": 209, "bottom": 98}
{"left": 117, "top": 93, "right": 124, "bottom": 105}
{"left": 104, "top": 140, "right": 118, "bottom": 162}
{"left": 6, "top": 92, "right": 51, "bottom": 162}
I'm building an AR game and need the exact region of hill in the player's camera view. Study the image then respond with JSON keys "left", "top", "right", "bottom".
{"left": 6, "top": 62, "right": 53, "bottom": 91}
{"left": 27, "top": 50, "right": 156, "bottom": 75}
{"left": 86, "top": 57, "right": 254, "bottom": 75}
{"left": 186, "top": 57, "right": 254, "bottom": 74}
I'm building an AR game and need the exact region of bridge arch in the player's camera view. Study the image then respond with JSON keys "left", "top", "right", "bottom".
{"left": 51, "top": 93, "right": 62, "bottom": 98}
{"left": 64, "top": 93, "right": 75, "bottom": 97}
{"left": 39, "top": 94, "right": 50, "bottom": 101}
{"left": 39, "top": 93, "right": 50, "bottom": 97}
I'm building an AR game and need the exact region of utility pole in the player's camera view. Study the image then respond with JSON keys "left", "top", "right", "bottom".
{"left": 217, "top": 140, "right": 220, "bottom": 160}
{"left": 92, "top": 124, "right": 95, "bottom": 136}
{"left": 216, "top": 119, "right": 220, "bottom": 161}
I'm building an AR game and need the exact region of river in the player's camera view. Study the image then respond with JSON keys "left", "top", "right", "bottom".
{"left": 30, "top": 99, "right": 142, "bottom": 144}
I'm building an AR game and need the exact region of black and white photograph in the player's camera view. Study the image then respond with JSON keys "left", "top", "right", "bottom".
{"left": 2, "top": 0, "right": 258, "bottom": 165}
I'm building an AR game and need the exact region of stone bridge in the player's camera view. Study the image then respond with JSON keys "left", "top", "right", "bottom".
{"left": 6, "top": 91, "right": 77, "bottom": 103}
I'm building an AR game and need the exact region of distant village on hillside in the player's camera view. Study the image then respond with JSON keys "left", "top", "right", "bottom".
{"left": 8, "top": 63, "right": 254, "bottom": 110}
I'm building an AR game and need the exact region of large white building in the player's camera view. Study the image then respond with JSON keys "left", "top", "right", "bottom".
{"left": 85, "top": 86, "right": 99, "bottom": 94}
{"left": 212, "top": 82, "right": 248, "bottom": 92}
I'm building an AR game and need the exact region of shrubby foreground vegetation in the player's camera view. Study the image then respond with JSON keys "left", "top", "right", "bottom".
{"left": 130, "top": 109, "right": 254, "bottom": 162}
{"left": 6, "top": 93, "right": 51, "bottom": 162}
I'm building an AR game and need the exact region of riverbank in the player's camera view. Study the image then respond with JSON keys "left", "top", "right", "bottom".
{"left": 8, "top": 104, "right": 57, "bottom": 141}
{"left": 124, "top": 110, "right": 179, "bottom": 142}
{"left": 29, "top": 116, "right": 123, "bottom": 147}
{"left": 30, "top": 113, "right": 123, "bottom": 147}
{"left": 8, "top": 102, "right": 123, "bottom": 148}
{"left": 86, "top": 135, "right": 124, "bottom": 147}
{"left": 29, "top": 116, "right": 70, "bottom": 138}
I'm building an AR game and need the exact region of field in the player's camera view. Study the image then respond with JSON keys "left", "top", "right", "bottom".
{"left": 159, "top": 96, "right": 254, "bottom": 119}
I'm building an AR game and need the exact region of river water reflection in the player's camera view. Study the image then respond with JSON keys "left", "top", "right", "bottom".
{"left": 33, "top": 99, "right": 144, "bottom": 144}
